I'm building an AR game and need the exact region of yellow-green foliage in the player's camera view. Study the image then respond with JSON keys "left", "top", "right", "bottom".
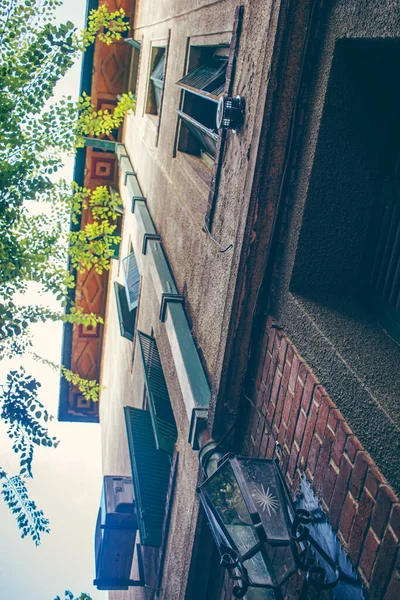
{"left": 76, "top": 5, "right": 129, "bottom": 50}
{"left": 76, "top": 92, "right": 136, "bottom": 145}
{"left": 33, "top": 354, "right": 103, "bottom": 403}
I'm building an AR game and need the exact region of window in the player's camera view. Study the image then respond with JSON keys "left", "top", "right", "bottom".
{"left": 146, "top": 47, "right": 166, "bottom": 116}
{"left": 176, "top": 46, "right": 228, "bottom": 163}
{"left": 114, "top": 249, "right": 140, "bottom": 341}
{"left": 122, "top": 251, "right": 140, "bottom": 311}
{"left": 114, "top": 282, "right": 136, "bottom": 341}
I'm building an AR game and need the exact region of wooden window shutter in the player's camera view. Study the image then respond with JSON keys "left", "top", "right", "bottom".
{"left": 137, "top": 331, "right": 178, "bottom": 454}
{"left": 124, "top": 407, "right": 171, "bottom": 547}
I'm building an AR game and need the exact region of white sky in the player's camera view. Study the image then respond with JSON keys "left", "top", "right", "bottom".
{"left": 0, "top": 2, "right": 107, "bottom": 599}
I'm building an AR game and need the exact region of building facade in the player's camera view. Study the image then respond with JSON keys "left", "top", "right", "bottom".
{"left": 60, "top": 0, "right": 400, "bottom": 598}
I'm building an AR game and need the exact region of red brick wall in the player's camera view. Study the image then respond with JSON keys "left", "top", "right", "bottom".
{"left": 236, "top": 317, "right": 399, "bottom": 598}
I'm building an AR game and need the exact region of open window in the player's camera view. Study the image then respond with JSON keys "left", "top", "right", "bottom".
{"left": 114, "top": 248, "right": 140, "bottom": 341}
{"left": 146, "top": 46, "right": 166, "bottom": 116}
{"left": 176, "top": 46, "right": 228, "bottom": 165}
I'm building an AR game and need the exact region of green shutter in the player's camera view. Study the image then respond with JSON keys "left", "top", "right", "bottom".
{"left": 124, "top": 407, "right": 171, "bottom": 547}
{"left": 114, "top": 282, "right": 136, "bottom": 341}
{"left": 122, "top": 253, "right": 140, "bottom": 311}
{"left": 137, "top": 331, "right": 178, "bottom": 455}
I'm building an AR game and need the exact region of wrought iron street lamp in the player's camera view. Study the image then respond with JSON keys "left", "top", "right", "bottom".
{"left": 197, "top": 453, "right": 355, "bottom": 600}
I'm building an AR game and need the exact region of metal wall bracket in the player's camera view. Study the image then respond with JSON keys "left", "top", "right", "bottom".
{"left": 131, "top": 196, "right": 146, "bottom": 214}
{"left": 159, "top": 293, "right": 185, "bottom": 323}
{"left": 124, "top": 170, "right": 136, "bottom": 186}
{"left": 142, "top": 233, "right": 161, "bottom": 255}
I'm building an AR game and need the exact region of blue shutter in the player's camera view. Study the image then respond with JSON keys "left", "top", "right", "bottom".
{"left": 114, "top": 282, "right": 135, "bottom": 341}
{"left": 122, "top": 252, "right": 140, "bottom": 311}
{"left": 124, "top": 407, "right": 171, "bottom": 547}
{"left": 137, "top": 331, "right": 178, "bottom": 455}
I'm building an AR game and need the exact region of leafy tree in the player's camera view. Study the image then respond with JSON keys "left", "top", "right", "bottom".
{"left": 0, "top": 0, "right": 133, "bottom": 545}
{"left": 0, "top": 368, "right": 59, "bottom": 545}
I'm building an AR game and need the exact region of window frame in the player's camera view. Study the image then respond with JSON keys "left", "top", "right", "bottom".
{"left": 175, "top": 45, "right": 229, "bottom": 163}
{"left": 145, "top": 44, "right": 167, "bottom": 117}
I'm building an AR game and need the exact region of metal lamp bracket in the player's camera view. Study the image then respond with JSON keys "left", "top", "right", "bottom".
{"left": 131, "top": 196, "right": 146, "bottom": 214}
{"left": 142, "top": 233, "right": 161, "bottom": 255}
{"left": 124, "top": 170, "right": 136, "bottom": 186}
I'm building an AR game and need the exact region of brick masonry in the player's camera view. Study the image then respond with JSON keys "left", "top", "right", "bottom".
{"left": 237, "top": 317, "right": 400, "bottom": 599}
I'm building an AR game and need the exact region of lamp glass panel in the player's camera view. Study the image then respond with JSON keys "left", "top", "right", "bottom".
{"left": 263, "top": 544, "right": 297, "bottom": 586}
{"left": 238, "top": 459, "right": 291, "bottom": 543}
{"left": 203, "top": 460, "right": 272, "bottom": 585}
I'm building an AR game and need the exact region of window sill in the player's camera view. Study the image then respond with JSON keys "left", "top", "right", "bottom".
{"left": 170, "top": 152, "right": 212, "bottom": 225}
{"left": 281, "top": 291, "right": 400, "bottom": 493}
{"left": 176, "top": 151, "right": 213, "bottom": 191}
{"left": 144, "top": 113, "right": 159, "bottom": 135}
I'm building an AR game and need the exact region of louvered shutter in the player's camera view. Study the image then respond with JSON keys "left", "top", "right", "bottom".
{"left": 124, "top": 407, "right": 171, "bottom": 547}
{"left": 114, "top": 282, "right": 135, "bottom": 341}
{"left": 137, "top": 331, "right": 178, "bottom": 455}
{"left": 122, "top": 253, "right": 140, "bottom": 311}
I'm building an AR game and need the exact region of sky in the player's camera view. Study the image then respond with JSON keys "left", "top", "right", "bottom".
{"left": 0, "top": 2, "right": 107, "bottom": 599}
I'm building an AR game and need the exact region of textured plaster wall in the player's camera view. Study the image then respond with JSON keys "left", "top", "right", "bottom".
{"left": 123, "top": 0, "right": 275, "bottom": 395}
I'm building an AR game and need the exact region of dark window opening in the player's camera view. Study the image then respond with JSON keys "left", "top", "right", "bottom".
{"left": 279, "top": 39, "right": 400, "bottom": 492}
{"left": 289, "top": 39, "right": 400, "bottom": 346}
